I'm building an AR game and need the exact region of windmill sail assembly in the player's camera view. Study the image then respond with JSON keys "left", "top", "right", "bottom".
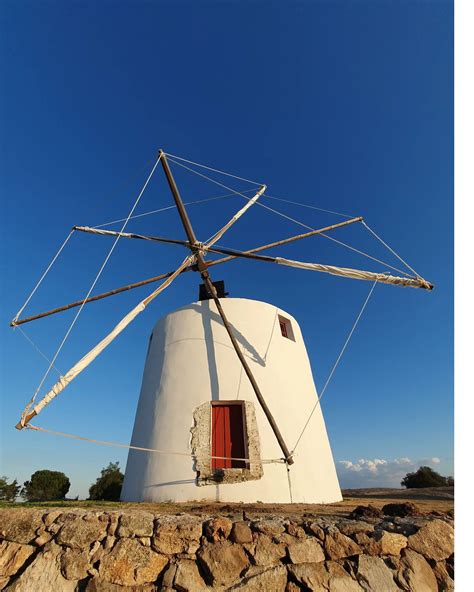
{"left": 11, "top": 150, "right": 433, "bottom": 503}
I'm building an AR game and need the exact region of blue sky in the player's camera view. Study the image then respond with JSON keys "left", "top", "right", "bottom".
{"left": 0, "top": 1, "right": 453, "bottom": 499}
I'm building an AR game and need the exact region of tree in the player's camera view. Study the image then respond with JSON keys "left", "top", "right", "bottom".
{"left": 401, "top": 466, "right": 450, "bottom": 489}
{"left": 89, "top": 462, "right": 124, "bottom": 501}
{"left": 0, "top": 476, "right": 21, "bottom": 502}
{"left": 22, "top": 470, "right": 70, "bottom": 501}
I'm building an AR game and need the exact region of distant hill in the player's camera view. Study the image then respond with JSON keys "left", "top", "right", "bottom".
{"left": 342, "top": 486, "right": 454, "bottom": 501}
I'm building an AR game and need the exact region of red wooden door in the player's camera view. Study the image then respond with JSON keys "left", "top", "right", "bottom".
{"left": 212, "top": 404, "right": 246, "bottom": 470}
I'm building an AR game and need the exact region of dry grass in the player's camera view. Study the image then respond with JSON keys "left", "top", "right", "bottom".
{"left": 1, "top": 487, "right": 453, "bottom": 518}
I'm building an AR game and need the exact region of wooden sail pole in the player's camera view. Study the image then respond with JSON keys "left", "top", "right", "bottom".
{"left": 14, "top": 213, "right": 431, "bottom": 328}
{"left": 10, "top": 270, "right": 178, "bottom": 327}
{"left": 72, "top": 217, "right": 364, "bottom": 256}
{"left": 159, "top": 150, "right": 294, "bottom": 464}
{"left": 72, "top": 225, "right": 433, "bottom": 288}
{"left": 11, "top": 219, "right": 362, "bottom": 327}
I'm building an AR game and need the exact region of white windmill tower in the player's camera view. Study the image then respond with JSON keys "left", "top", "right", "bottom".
{"left": 121, "top": 297, "right": 342, "bottom": 504}
{"left": 12, "top": 150, "right": 433, "bottom": 504}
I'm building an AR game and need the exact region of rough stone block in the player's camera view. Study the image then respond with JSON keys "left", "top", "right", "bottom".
{"left": 203, "top": 517, "right": 232, "bottom": 542}
{"left": 357, "top": 555, "right": 399, "bottom": 592}
{"left": 228, "top": 565, "right": 287, "bottom": 591}
{"left": 252, "top": 518, "right": 286, "bottom": 537}
{"left": 407, "top": 519, "right": 454, "bottom": 561}
{"left": 152, "top": 516, "right": 202, "bottom": 555}
{"left": 60, "top": 547, "right": 91, "bottom": 580}
{"left": 337, "top": 520, "right": 375, "bottom": 537}
{"left": 174, "top": 558, "right": 209, "bottom": 591}
{"left": 0, "top": 510, "right": 44, "bottom": 544}
{"left": 306, "top": 521, "right": 325, "bottom": 541}
{"left": 396, "top": 548, "right": 438, "bottom": 591}
{"left": 86, "top": 578, "right": 157, "bottom": 591}
{"left": 324, "top": 531, "right": 362, "bottom": 560}
{"left": 197, "top": 541, "right": 249, "bottom": 586}
{"left": 4, "top": 541, "right": 77, "bottom": 592}
{"left": 251, "top": 533, "right": 287, "bottom": 566}
{"left": 432, "top": 560, "right": 454, "bottom": 592}
{"left": 57, "top": 515, "right": 107, "bottom": 550}
{"left": 0, "top": 540, "right": 35, "bottom": 577}
{"left": 98, "top": 538, "right": 168, "bottom": 586}
{"left": 374, "top": 531, "right": 407, "bottom": 556}
{"left": 287, "top": 538, "right": 325, "bottom": 564}
{"left": 289, "top": 561, "right": 352, "bottom": 590}
{"left": 286, "top": 523, "right": 306, "bottom": 538}
{"left": 117, "top": 512, "right": 154, "bottom": 538}
{"left": 231, "top": 521, "right": 253, "bottom": 544}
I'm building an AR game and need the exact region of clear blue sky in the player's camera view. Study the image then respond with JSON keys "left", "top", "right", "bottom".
{"left": 0, "top": 1, "right": 453, "bottom": 498}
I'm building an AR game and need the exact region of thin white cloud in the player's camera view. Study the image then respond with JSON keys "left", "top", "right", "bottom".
{"left": 336, "top": 457, "right": 443, "bottom": 488}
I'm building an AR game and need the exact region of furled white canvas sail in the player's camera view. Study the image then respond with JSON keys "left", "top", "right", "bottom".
{"left": 276, "top": 258, "right": 433, "bottom": 290}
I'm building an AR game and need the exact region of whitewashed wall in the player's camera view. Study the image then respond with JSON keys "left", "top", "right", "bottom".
{"left": 121, "top": 298, "right": 342, "bottom": 503}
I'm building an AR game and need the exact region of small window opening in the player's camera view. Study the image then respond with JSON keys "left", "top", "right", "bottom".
{"left": 211, "top": 402, "right": 247, "bottom": 469}
{"left": 278, "top": 315, "right": 295, "bottom": 341}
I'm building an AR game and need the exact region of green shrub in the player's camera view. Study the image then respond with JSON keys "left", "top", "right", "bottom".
{"left": 401, "top": 466, "right": 453, "bottom": 488}
{"left": 89, "top": 462, "right": 124, "bottom": 501}
{"left": 22, "top": 470, "right": 70, "bottom": 501}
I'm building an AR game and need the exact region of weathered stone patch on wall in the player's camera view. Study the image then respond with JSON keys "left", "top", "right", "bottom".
{"left": 0, "top": 505, "right": 453, "bottom": 591}
{"left": 190, "top": 401, "right": 263, "bottom": 486}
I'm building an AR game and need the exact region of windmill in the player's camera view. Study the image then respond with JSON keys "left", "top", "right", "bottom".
{"left": 11, "top": 150, "right": 433, "bottom": 503}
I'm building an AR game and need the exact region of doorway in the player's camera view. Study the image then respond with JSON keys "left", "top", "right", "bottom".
{"left": 211, "top": 402, "right": 247, "bottom": 470}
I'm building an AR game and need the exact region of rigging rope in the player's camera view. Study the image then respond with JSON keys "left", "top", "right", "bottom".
{"left": 262, "top": 193, "right": 355, "bottom": 219}
{"left": 13, "top": 230, "right": 75, "bottom": 324}
{"left": 165, "top": 152, "right": 353, "bottom": 220}
{"left": 20, "top": 153, "right": 164, "bottom": 425}
{"left": 263, "top": 308, "right": 279, "bottom": 362}
{"left": 164, "top": 154, "right": 358, "bottom": 224}
{"left": 164, "top": 153, "right": 419, "bottom": 279}
{"left": 251, "top": 200, "right": 414, "bottom": 278}
{"left": 25, "top": 424, "right": 285, "bottom": 464}
{"left": 291, "top": 280, "right": 378, "bottom": 454}
{"left": 362, "top": 220, "right": 421, "bottom": 278}
{"left": 165, "top": 156, "right": 415, "bottom": 278}
{"left": 164, "top": 151, "right": 264, "bottom": 186}
{"left": 92, "top": 189, "right": 258, "bottom": 229}
{"left": 16, "top": 326, "right": 63, "bottom": 378}
{"left": 286, "top": 464, "right": 294, "bottom": 503}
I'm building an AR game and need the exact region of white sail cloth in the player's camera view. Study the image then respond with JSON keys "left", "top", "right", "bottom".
{"left": 275, "top": 258, "right": 433, "bottom": 290}
{"left": 27, "top": 255, "right": 195, "bottom": 420}
{"left": 32, "top": 301, "right": 145, "bottom": 414}
{"left": 205, "top": 185, "right": 266, "bottom": 249}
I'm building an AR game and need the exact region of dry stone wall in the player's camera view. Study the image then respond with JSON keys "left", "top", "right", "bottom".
{"left": 0, "top": 505, "right": 454, "bottom": 591}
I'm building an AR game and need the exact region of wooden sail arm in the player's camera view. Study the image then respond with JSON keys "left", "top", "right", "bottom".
{"left": 160, "top": 151, "right": 294, "bottom": 464}
{"left": 205, "top": 184, "right": 266, "bottom": 248}
{"left": 73, "top": 216, "right": 363, "bottom": 254}
{"left": 12, "top": 217, "right": 363, "bottom": 327}
{"left": 203, "top": 273, "right": 294, "bottom": 464}
{"left": 210, "top": 248, "right": 432, "bottom": 290}
{"left": 210, "top": 249, "right": 433, "bottom": 290}
{"left": 73, "top": 226, "right": 189, "bottom": 247}
{"left": 10, "top": 270, "right": 180, "bottom": 327}
{"left": 74, "top": 225, "right": 433, "bottom": 289}
{"left": 276, "top": 258, "right": 433, "bottom": 290}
